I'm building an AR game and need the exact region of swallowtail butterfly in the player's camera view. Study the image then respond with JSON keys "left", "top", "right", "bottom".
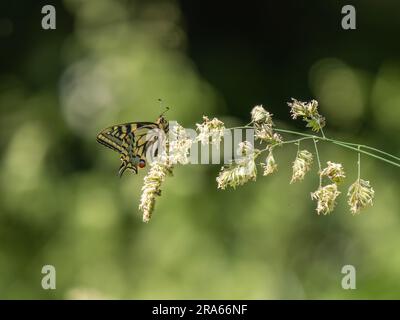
{"left": 96, "top": 110, "right": 169, "bottom": 177}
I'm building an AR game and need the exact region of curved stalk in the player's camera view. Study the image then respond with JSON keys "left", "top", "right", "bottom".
{"left": 229, "top": 126, "right": 400, "bottom": 168}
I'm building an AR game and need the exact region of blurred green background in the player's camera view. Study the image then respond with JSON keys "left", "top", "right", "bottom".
{"left": 1, "top": 0, "right": 400, "bottom": 299}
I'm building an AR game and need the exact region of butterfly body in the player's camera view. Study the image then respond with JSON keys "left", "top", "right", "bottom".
{"left": 96, "top": 115, "right": 169, "bottom": 177}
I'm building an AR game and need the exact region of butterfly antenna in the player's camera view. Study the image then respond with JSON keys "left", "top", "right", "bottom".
{"left": 158, "top": 99, "right": 170, "bottom": 117}
{"left": 160, "top": 106, "right": 170, "bottom": 117}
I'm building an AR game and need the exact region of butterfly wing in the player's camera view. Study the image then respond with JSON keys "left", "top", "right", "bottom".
{"left": 96, "top": 122, "right": 164, "bottom": 177}
{"left": 133, "top": 125, "right": 164, "bottom": 160}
